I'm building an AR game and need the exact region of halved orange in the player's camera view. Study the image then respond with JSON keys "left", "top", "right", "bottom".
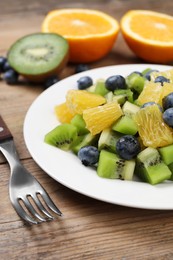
{"left": 120, "top": 10, "right": 173, "bottom": 63}
{"left": 42, "top": 9, "right": 119, "bottom": 63}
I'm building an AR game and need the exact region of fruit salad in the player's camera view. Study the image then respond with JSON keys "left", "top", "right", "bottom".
{"left": 44, "top": 67, "right": 173, "bottom": 185}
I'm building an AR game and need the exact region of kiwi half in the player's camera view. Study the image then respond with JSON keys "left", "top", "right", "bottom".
{"left": 7, "top": 33, "right": 69, "bottom": 82}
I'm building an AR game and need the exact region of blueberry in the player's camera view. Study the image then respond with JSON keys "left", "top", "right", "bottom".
{"left": 44, "top": 75, "right": 59, "bottom": 89}
{"left": 116, "top": 135, "right": 141, "bottom": 160}
{"left": 3, "top": 61, "right": 12, "bottom": 72}
{"left": 163, "top": 108, "right": 173, "bottom": 127}
{"left": 77, "top": 76, "right": 93, "bottom": 90}
{"left": 78, "top": 146, "right": 99, "bottom": 166}
{"left": 75, "top": 64, "right": 90, "bottom": 73}
{"left": 141, "top": 102, "right": 163, "bottom": 112}
{"left": 154, "top": 76, "right": 170, "bottom": 86}
{"left": 0, "top": 56, "right": 7, "bottom": 73}
{"left": 144, "top": 69, "right": 159, "bottom": 81}
{"left": 162, "top": 92, "right": 173, "bottom": 110}
{"left": 4, "top": 69, "right": 19, "bottom": 84}
{"left": 105, "top": 75, "right": 126, "bottom": 91}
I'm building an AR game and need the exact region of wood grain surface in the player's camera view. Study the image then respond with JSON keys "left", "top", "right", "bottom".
{"left": 1, "top": 1, "right": 173, "bottom": 259}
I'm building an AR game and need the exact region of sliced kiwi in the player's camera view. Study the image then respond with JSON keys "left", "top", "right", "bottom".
{"left": 7, "top": 33, "right": 69, "bottom": 82}
{"left": 113, "top": 89, "right": 133, "bottom": 104}
{"left": 97, "top": 150, "right": 135, "bottom": 180}
{"left": 135, "top": 147, "right": 172, "bottom": 185}
{"left": 71, "top": 114, "right": 89, "bottom": 135}
{"left": 112, "top": 115, "right": 138, "bottom": 135}
{"left": 122, "top": 101, "right": 140, "bottom": 118}
{"left": 94, "top": 79, "right": 109, "bottom": 96}
{"left": 158, "top": 144, "right": 173, "bottom": 165}
{"left": 168, "top": 163, "right": 173, "bottom": 180}
{"left": 71, "top": 133, "right": 98, "bottom": 154}
{"left": 44, "top": 123, "right": 77, "bottom": 151}
{"left": 105, "top": 91, "right": 114, "bottom": 102}
{"left": 126, "top": 72, "right": 146, "bottom": 94}
{"left": 98, "top": 128, "right": 122, "bottom": 153}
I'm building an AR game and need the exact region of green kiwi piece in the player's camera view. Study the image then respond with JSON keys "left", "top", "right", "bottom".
{"left": 168, "top": 162, "right": 173, "bottom": 180}
{"left": 94, "top": 79, "right": 109, "bottom": 96}
{"left": 71, "top": 114, "right": 89, "bottom": 135}
{"left": 122, "top": 101, "right": 140, "bottom": 118}
{"left": 44, "top": 123, "right": 77, "bottom": 151}
{"left": 126, "top": 72, "right": 146, "bottom": 94}
{"left": 158, "top": 144, "right": 173, "bottom": 165}
{"left": 71, "top": 133, "right": 98, "bottom": 154}
{"left": 112, "top": 115, "right": 138, "bottom": 135}
{"left": 7, "top": 33, "right": 69, "bottom": 82}
{"left": 135, "top": 147, "right": 172, "bottom": 185}
{"left": 105, "top": 91, "right": 114, "bottom": 102}
{"left": 141, "top": 68, "right": 152, "bottom": 76}
{"left": 97, "top": 150, "right": 135, "bottom": 180}
{"left": 114, "top": 89, "right": 133, "bottom": 104}
{"left": 98, "top": 128, "right": 122, "bottom": 153}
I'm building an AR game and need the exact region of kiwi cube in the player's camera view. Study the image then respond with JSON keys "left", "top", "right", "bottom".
{"left": 105, "top": 91, "right": 114, "bottom": 102}
{"left": 98, "top": 128, "right": 122, "bottom": 153}
{"left": 97, "top": 150, "right": 120, "bottom": 179}
{"left": 158, "top": 144, "right": 173, "bottom": 165}
{"left": 122, "top": 101, "right": 140, "bottom": 118}
{"left": 114, "top": 89, "right": 133, "bottom": 103}
{"left": 97, "top": 150, "right": 135, "bottom": 180}
{"left": 112, "top": 115, "right": 138, "bottom": 135}
{"left": 71, "top": 133, "right": 98, "bottom": 154}
{"left": 136, "top": 147, "right": 172, "bottom": 185}
{"left": 168, "top": 162, "right": 173, "bottom": 180}
{"left": 122, "top": 159, "right": 136, "bottom": 180}
{"left": 113, "top": 94, "right": 127, "bottom": 105}
{"left": 71, "top": 114, "right": 89, "bottom": 135}
{"left": 94, "top": 79, "right": 109, "bottom": 96}
{"left": 87, "top": 85, "right": 96, "bottom": 93}
{"left": 44, "top": 123, "right": 77, "bottom": 151}
{"left": 126, "top": 72, "right": 146, "bottom": 93}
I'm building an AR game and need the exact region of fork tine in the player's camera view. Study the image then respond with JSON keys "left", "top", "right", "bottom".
{"left": 32, "top": 194, "right": 55, "bottom": 219}
{"left": 23, "top": 196, "right": 48, "bottom": 222}
{"left": 40, "top": 191, "right": 62, "bottom": 216}
{"left": 13, "top": 200, "right": 39, "bottom": 225}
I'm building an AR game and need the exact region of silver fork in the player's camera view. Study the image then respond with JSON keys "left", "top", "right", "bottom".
{"left": 0, "top": 115, "right": 62, "bottom": 224}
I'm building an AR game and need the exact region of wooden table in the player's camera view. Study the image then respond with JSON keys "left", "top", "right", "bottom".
{"left": 1, "top": 1, "right": 173, "bottom": 259}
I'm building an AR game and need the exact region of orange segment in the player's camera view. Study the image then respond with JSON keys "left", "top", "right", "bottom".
{"left": 150, "top": 68, "right": 173, "bottom": 83}
{"left": 120, "top": 10, "right": 173, "bottom": 63}
{"left": 66, "top": 89, "right": 106, "bottom": 115}
{"left": 159, "top": 82, "right": 173, "bottom": 105}
{"left": 54, "top": 102, "right": 75, "bottom": 123}
{"left": 42, "top": 9, "right": 119, "bottom": 63}
{"left": 137, "top": 81, "right": 162, "bottom": 105}
{"left": 83, "top": 101, "right": 123, "bottom": 135}
{"left": 133, "top": 104, "right": 173, "bottom": 148}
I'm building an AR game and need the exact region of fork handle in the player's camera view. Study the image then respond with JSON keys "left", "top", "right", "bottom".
{"left": 0, "top": 115, "right": 20, "bottom": 170}
{"left": 0, "top": 115, "right": 13, "bottom": 142}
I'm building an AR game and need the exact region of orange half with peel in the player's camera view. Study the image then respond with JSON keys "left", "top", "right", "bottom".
{"left": 121, "top": 10, "right": 173, "bottom": 63}
{"left": 42, "top": 9, "right": 119, "bottom": 63}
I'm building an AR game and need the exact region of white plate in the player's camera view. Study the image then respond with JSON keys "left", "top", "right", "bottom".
{"left": 24, "top": 64, "right": 173, "bottom": 210}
